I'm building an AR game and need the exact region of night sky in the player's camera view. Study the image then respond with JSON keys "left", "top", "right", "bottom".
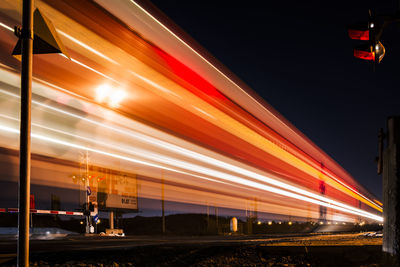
{"left": 149, "top": 0, "right": 400, "bottom": 200}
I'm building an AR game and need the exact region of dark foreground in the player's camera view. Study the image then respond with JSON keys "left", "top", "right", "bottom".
{"left": 2, "top": 244, "right": 382, "bottom": 267}
{"left": 1, "top": 234, "right": 383, "bottom": 266}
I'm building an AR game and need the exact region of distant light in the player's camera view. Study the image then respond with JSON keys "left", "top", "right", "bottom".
{"left": 370, "top": 22, "right": 374, "bottom": 28}
{"left": 268, "top": 221, "right": 272, "bottom": 225}
{"left": 288, "top": 221, "right": 292, "bottom": 225}
{"left": 335, "top": 222, "right": 338, "bottom": 225}
{"left": 278, "top": 222, "right": 282, "bottom": 224}
{"left": 97, "top": 219, "right": 101, "bottom": 224}
{"left": 320, "top": 221, "right": 324, "bottom": 225}
{"left": 375, "top": 44, "right": 380, "bottom": 51}
{"left": 327, "top": 222, "right": 331, "bottom": 225}
{"left": 257, "top": 221, "right": 261, "bottom": 225}
{"left": 46, "top": 231, "right": 50, "bottom": 235}
{"left": 80, "top": 221, "right": 84, "bottom": 225}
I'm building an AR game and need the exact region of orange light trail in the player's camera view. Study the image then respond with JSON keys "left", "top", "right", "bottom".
{"left": 0, "top": 0, "right": 382, "bottom": 222}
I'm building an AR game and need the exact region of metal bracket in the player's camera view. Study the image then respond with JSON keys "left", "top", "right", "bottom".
{"left": 14, "top": 26, "right": 34, "bottom": 40}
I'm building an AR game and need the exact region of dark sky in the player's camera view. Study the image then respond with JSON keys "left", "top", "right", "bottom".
{"left": 149, "top": 0, "right": 400, "bottom": 199}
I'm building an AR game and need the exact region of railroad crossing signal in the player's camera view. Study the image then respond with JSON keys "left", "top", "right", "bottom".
{"left": 348, "top": 10, "right": 385, "bottom": 65}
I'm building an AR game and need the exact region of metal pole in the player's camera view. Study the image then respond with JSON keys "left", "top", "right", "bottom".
{"left": 85, "top": 151, "right": 90, "bottom": 233}
{"left": 109, "top": 210, "right": 114, "bottom": 230}
{"left": 18, "top": 0, "right": 33, "bottom": 266}
{"left": 161, "top": 172, "right": 165, "bottom": 234}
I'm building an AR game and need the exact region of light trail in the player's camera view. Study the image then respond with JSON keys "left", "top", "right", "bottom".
{"left": 60, "top": 54, "right": 120, "bottom": 84}
{"left": 0, "top": 123, "right": 382, "bottom": 222}
{"left": 0, "top": 109, "right": 383, "bottom": 221}
{"left": 130, "top": 71, "right": 182, "bottom": 99}
{"left": 2, "top": 11, "right": 378, "bottom": 212}
{"left": 0, "top": 22, "right": 13, "bottom": 32}
{"left": 0, "top": 86, "right": 382, "bottom": 219}
{"left": 58, "top": 30, "right": 119, "bottom": 65}
{"left": 126, "top": 0, "right": 380, "bottom": 210}
{"left": 0, "top": 20, "right": 120, "bottom": 85}
{"left": 0, "top": 7, "right": 381, "bottom": 221}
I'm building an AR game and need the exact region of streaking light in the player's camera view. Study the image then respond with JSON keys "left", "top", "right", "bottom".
{"left": 58, "top": 30, "right": 119, "bottom": 64}
{"left": 0, "top": 86, "right": 382, "bottom": 220}
{"left": 0, "top": 22, "right": 13, "bottom": 32}
{"left": 126, "top": 0, "right": 380, "bottom": 210}
{"left": 0, "top": 122, "right": 383, "bottom": 222}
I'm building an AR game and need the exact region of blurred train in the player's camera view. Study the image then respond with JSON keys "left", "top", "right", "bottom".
{"left": 0, "top": 0, "right": 382, "bottom": 224}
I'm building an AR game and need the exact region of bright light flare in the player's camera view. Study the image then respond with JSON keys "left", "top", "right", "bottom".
{"left": 110, "top": 90, "right": 126, "bottom": 107}
{"left": 96, "top": 84, "right": 112, "bottom": 102}
{"left": 95, "top": 84, "right": 126, "bottom": 107}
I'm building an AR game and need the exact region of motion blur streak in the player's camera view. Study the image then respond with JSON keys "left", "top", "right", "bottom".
{"left": 0, "top": 22, "right": 12, "bottom": 31}
{"left": 0, "top": 123, "right": 382, "bottom": 222}
{"left": 122, "top": 1, "right": 380, "bottom": 212}
{"left": 0, "top": 86, "right": 380, "bottom": 219}
{"left": 58, "top": 30, "right": 119, "bottom": 65}
{"left": 0, "top": 0, "right": 381, "bottom": 223}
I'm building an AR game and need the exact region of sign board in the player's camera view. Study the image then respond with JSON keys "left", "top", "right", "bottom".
{"left": 105, "top": 172, "right": 137, "bottom": 210}
{"left": 106, "top": 194, "right": 137, "bottom": 210}
{"left": 94, "top": 168, "right": 138, "bottom": 211}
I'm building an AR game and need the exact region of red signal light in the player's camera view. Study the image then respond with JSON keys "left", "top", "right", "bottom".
{"left": 353, "top": 41, "right": 385, "bottom": 62}
{"left": 348, "top": 29, "right": 369, "bottom": 40}
{"left": 354, "top": 49, "right": 375, "bottom": 61}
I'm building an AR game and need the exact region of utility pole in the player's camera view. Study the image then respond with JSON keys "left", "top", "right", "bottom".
{"left": 17, "top": 0, "right": 33, "bottom": 266}
{"left": 381, "top": 117, "right": 400, "bottom": 266}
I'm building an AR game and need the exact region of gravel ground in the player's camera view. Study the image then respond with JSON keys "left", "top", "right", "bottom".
{"left": 3, "top": 245, "right": 383, "bottom": 267}
{"left": 2, "top": 234, "right": 383, "bottom": 266}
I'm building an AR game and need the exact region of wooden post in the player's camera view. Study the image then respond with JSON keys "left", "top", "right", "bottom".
{"left": 382, "top": 116, "right": 400, "bottom": 266}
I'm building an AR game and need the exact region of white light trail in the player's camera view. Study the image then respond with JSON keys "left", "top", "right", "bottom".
{"left": 58, "top": 30, "right": 119, "bottom": 65}
{"left": 0, "top": 20, "right": 119, "bottom": 86}
{"left": 193, "top": 106, "right": 215, "bottom": 119}
{"left": 0, "top": 87, "right": 382, "bottom": 219}
{"left": 0, "top": 119, "right": 383, "bottom": 222}
{"left": 127, "top": 0, "right": 379, "bottom": 209}
{"left": 60, "top": 54, "right": 120, "bottom": 84}
{"left": 0, "top": 22, "right": 13, "bottom": 32}
{"left": 130, "top": 71, "right": 182, "bottom": 99}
